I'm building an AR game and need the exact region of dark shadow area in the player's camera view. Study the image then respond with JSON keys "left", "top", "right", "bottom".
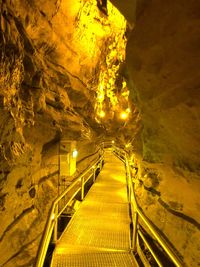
{"left": 58, "top": 215, "right": 72, "bottom": 237}
{"left": 137, "top": 226, "right": 177, "bottom": 267}
{"left": 97, "top": 0, "right": 108, "bottom": 16}
{"left": 43, "top": 243, "right": 55, "bottom": 267}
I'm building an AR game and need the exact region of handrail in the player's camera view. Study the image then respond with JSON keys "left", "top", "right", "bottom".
{"left": 112, "top": 145, "right": 183, "bottom": 267}
{"left": 36, "top": 144, "right": 183, "bottom": 267}
{"left": 36, "top": 154, "right": 104, "bottom": 267}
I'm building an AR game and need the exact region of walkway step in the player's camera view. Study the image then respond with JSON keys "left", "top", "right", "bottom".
{"left": 52, "top": 251, "right": 136, "bottom": 267}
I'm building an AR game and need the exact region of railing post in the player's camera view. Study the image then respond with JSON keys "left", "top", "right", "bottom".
{"left": 93, "top": 167, "right": 96, "bottom": 182}
{"left": 128, "top": 175, "right": 132, "bottom": 203}
{"left": 81, "top": 176, "right": 84, "bottom": 200}
{"left": 128, "top": 182, "right": 131, "bottom": 203}
{"left": 132, "top": 211, "right": 138, "bottom": 252}
{"left": 125, "top": 158, "right": 131, "bottom": 203}
{"left": 53, "top": 205, "right": 58, "bottom": 243}
{"left": 99, "top": 160, "right": 102, "bottom": 170}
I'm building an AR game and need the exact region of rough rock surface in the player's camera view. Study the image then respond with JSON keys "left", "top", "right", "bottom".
{"left": 121, "top": 0, "right": 200, "bottom": 266}
{"left": 0, "top": 0, "right": 125, "bottom": 266}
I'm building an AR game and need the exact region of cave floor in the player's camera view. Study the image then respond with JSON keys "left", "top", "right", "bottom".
{"left": 51, "top": 150, "right": 137, "bottom": 266}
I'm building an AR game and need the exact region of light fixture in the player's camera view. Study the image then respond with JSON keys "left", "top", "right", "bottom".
{"left": 98, "top": 93, "right": 104, "bottom": 101}
{"left": 98, "top": 110, "right": 105, "bottom": 118}
{"left": 125, "top": 143, "right": 131, "bottom": 148}
{"left": 120, "top": 111, "right": 128, "bottom": 120}
{"left": 72, "top": 149, "right": 78, "bottom": 158}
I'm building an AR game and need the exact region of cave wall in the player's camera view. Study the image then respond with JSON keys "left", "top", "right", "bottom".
{"left": 0, "top": 0, "right": 126, "bottom": 265}
{"left": 123, "top": 0, "right": 200, "bottom": 266}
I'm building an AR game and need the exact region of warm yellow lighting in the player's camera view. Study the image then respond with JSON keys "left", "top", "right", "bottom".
{"left": 51, "top": 213, "right": 55, "bottom": 220}
{"left": 99, "top": 84, "right": 103, "bottom": 90}
{"left": 99, "top": 93, "right": 104, "bottom": 101}
{"left": 72, "top": 149, "right": 78, "bottom": 158}
{"left": 125, "top": 143, "right": 131, "bottom": 148}
{"left": 98, "top": 110, "right": 105, "bottom": 118}
{"left": 112, "top": 140, "right": 115, "bottom": 144}
{"left": 126, "top": 108, "right": 131, "bottom": 113}
{"left": 122, "top": 81, "right": 127, "bottom": 88}
{"left": 120, "top": 111, "right": 128, "bottom": 120}
{"left": 95, "top": 4, "right": 127, "bottom": 115}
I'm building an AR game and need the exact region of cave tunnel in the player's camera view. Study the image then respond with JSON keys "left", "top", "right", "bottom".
{"left": 0, "top": 0, "right": 200, "bottom": 266}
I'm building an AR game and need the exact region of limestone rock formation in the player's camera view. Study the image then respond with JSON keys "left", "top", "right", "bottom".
{"left": 0, "top": 0, "right": 126, "bottom": 266}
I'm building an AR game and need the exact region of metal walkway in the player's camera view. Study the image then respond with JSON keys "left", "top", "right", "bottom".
{"left": 51, "top": 150, "right": 136, "bottom": 267}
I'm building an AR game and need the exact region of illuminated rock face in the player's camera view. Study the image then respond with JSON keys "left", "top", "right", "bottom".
{"left": 0, "top": 0, "right": 126, "bottom": 266}
{"left": 116, "top": 0, "right": 200, "bottom": 266}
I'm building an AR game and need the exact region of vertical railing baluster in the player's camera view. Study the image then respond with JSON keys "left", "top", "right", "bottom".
{"left": 53, "top": 205, "right": 58, "bottom": 243}
{"left": 81, "top": 176, "right": 84, "bottom": 200}
{"left": 93, "top": 166, "right": 96, "bottom": 182}
{"left": 132, "top": 211, "right": 138, "bottom": 251}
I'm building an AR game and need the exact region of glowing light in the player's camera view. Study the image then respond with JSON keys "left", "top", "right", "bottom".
{"left": 126, "top": 108, "right": 131, "bottom": 113}
{"left": 98, "top": 93, "right": 104, "bottom": 101}
{"left": 112, "top": 140, "right": 115, "bottom": 144}
{"left": 125, "top": 143, "right": 131, "bottom": 148}
{"left": 95, "top": 5, "right": 127, "bottom": 117}
{"left": 120, "top": 111, "right": 128, "bottom": 120}
{"left": 98, "top": 110, "right": 105, "bottom": 118}
{"left": 122, "top": 81, "right": 127, "bottom": 88}
{"left": 51, "top": 213, "right": 55, "bottom": 220}
{"left": 72, "top": 149, "right": 78, "bottom": 158}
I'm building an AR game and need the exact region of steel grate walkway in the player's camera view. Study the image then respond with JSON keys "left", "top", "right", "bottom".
{"left": 51, "top": 150, "right": 137, "bottom": 267}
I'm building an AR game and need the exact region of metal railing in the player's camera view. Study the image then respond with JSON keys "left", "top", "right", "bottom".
{"left": 36, "top": 143, "right": 183, "bottom": 267}
{"left": 36, "top": 154, "right": 104, "bottom": 267}
{"left": 112, "top": 145, "right": 183, "bottom": 267}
